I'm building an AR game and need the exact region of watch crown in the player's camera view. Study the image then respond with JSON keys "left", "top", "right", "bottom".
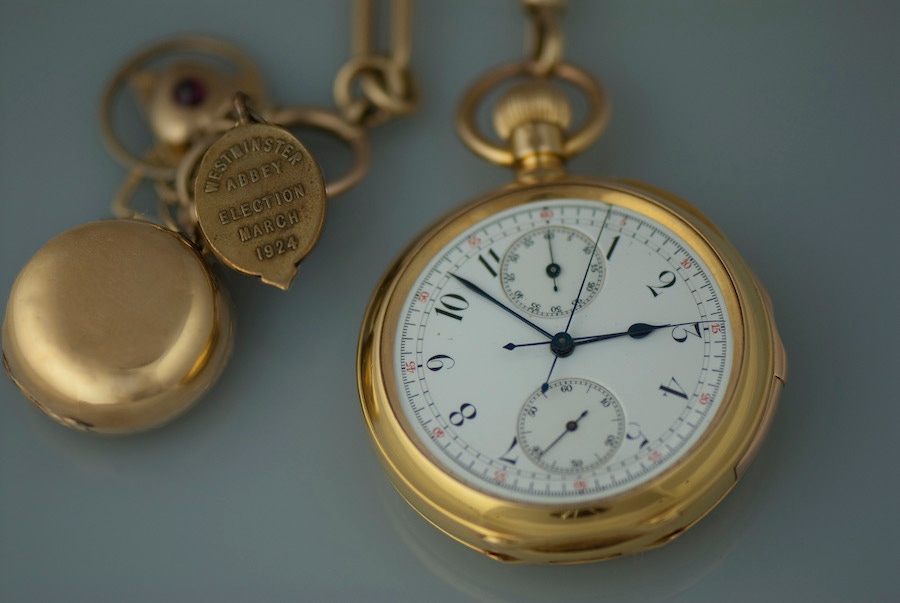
{"left": 492, "top": 80, "right": 572, "bottom": 180}
{"left": 493, "top": 79, "right": 572, "bottom": 140}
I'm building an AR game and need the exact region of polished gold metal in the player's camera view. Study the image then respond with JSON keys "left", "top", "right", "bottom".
{"left": 3, "top": 220, "right": 233, "bottom": 434}
{"left": 335, "top": 0, "right": 418, "bottom": 127}
{"left": 358, "top": 178, "right": 786, "bottom": 563}
{"left": 523, "top": 0, "right": 566, "bottom": 77}
{"left": 269, "top": 107, "right": 371, "bottom": 198}
{"left": 455, "top": 62, "right": 610, "bottom": 170}
{"left": 493, "top": 79, "right": 573, "bottom": 178}
{"left": 456, "top": 0, "right": 607, "bottom": 173}
{"left": 100, "top": 37, "right": 267, "bottom": 181}
{"left": 493, "top": 80, "right": 572, "bottom": 139}
{"left": 193, "top": 98, "right": 327, "bottom": 290}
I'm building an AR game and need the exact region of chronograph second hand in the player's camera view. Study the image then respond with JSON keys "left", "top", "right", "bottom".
{"left": 539, "top": 209, "right": 612, "bottom": 392}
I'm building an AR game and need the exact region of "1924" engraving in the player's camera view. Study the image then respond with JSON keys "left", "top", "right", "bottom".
{"left": 255, "top": 236, "right": 299, "bottom": 261}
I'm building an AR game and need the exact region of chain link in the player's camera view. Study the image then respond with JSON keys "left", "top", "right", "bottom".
{"left": 455, "top": 0, "right": 609, "bottom": 169}
{"left": 524, "top": 0, "right": 566, "bottom": 77}
{"left": 334, "top": 0, "right": 419, "bottom": 128}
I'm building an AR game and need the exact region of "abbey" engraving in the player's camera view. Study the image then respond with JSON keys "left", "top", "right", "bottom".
{"left": 203, "top": 136, "right": 305, "bottom": 193}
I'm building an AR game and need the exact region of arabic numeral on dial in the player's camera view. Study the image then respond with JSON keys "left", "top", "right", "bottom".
{"left": 647, "top": 270, "right": 677, "bottom": 297}
{"left": 672, "top": 322, "right": 701, "bottom": 343}
{"left": 499, "top": 436, "right": 520, "bottom": 465}
{"left": 560, "top": 383, "right": 573, "bottom": 393}
{"left": 448, "top": 403, "right": 477, "bottom": 426}
{"left": 550, "top": 305, "right": 563, "bottom": 315}
{"left": 434, "top": 293, "right": 469, "bottom": 321}
{"left": 626, "top": 422, "right": 649, "bottom": 449}
{"left": 605, "top": 434, "right": 616, "bottom": 447}
{"left": 503, "top": 272, "right": 516, "bottom": 283}
{"left": 425, "top": 354, "right": 455, "bottom": 371}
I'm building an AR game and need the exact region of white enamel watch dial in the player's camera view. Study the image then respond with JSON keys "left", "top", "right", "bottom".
{"left": 393, "top": 197, "right": 731, "bottom": 502}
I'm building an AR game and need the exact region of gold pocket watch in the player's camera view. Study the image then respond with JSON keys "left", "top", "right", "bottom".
{"left": 357, "top": 1, "right": 785, "bottom": 563}
{"left": 4, "top": 1, "right": 417, "bottom": 434}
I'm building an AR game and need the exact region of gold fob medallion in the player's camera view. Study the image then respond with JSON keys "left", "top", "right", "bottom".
{"left": 194, "top": 122, "right": 327, "bottom": 290}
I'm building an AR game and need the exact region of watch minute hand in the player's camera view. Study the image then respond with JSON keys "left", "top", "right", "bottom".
{"left": 450, "top": 273, "right": 554, "bottom": 339}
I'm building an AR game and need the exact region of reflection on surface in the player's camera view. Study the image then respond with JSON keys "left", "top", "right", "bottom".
{"left": 375, "top": 447, "right": 772, "bottom": 602}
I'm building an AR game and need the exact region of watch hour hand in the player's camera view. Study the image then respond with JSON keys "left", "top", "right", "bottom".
{"left": 503, "top": 321, "right": 708, "bottom": 350}
{"left": 574, "top": 322, "right": 668, "bottom": 345}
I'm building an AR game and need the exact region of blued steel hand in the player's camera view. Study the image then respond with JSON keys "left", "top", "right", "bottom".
{"left": 540, "top": 209, "right": 611, "bottom": 392}
{"left": 504, "top": 321, "right": 712, "bottom": 351}
{"left": 449, "top": 273, "right": 553, "bottom": 340}
{"left": 545, "top": 231, "right": 560, "bottom": 292}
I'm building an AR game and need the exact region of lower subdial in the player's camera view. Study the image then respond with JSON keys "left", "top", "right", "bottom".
{"left": 501, "top": 226, "right": 605, "bottom": 318}
{"left": 517, "top": 378, "right": 625, "bottom": 474}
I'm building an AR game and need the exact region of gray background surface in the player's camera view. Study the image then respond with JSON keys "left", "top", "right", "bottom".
{"left": 1, "top": 1, "right": 898, "bottom": 601}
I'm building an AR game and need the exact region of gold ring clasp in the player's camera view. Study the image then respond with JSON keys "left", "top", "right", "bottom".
{"left": 455, "top": 62, "right": 610, "bottom": 167}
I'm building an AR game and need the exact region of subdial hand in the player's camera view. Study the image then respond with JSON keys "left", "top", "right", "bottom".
{"left": 449, "top": 273, "right": 553, "bottom": 339}
{"left": 540, "top": 410, "right": 588, "bottom": 458}
{"left": 545, "top": 231, "right": 560, "bottom": 292}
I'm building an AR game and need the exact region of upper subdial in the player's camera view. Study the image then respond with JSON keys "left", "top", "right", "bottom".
{"left": 517, "top": 378, "right": 625, "bottom": 474}
{"left": 501, "top": 227, "right": 605, "bottom": 318}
